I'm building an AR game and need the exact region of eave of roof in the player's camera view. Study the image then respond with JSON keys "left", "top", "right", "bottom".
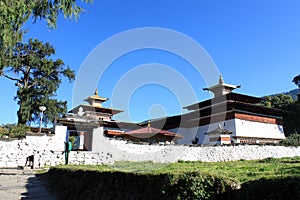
{"left": 184, "top": 92, "right": 263, "bottom": 110}
{"left": 84, "top": 95, "right": 108, "bottom": 102}
{"left": 69, "top": 104, "right": 123, "bottom": 115}
{"left": 203, "top": 83, "right": 240, "bottom": 91}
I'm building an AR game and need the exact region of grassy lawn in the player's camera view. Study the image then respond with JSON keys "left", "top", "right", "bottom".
{"left": 54, "top": 156, "right": 300, "bottom": 184}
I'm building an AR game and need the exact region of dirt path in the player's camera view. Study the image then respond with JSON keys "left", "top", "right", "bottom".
{"left": 0, "top": 168, "right": 57, "bottom": 200}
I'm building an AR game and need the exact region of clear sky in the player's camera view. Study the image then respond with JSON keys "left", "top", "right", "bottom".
{"left": 1, "top": 0, "right": 300, "bottom": 125}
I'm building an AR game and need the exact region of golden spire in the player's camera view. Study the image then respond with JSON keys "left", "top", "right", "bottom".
{"left": 95, "top": 88, "right": 99, "bottom": 96}
{"left": 219, "top": 75, "right": 224, "bottom": 84}
{"left": 148, "top": 120, "right": 151, "bottom": 128}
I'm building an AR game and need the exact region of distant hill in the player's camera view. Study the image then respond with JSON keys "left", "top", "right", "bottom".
{"left": 285, "top": 88, "right": 300, "bottom": 100}
{"left": 268, "top": 88, "right": 300, "bottom": 101}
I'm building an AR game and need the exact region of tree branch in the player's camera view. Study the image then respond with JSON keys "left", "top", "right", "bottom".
{"left": 3, "top": 74, "right": 20, "bottom": 82}
{"left": 27, "top": 81, "right": 38, "bottom": 89}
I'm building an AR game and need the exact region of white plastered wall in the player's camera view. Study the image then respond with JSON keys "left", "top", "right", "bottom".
{"left": 172, "top": 119, "right": 236, "bottom": 145}
{"left": 234, "top": 118, "right": 285, "bottom": 140}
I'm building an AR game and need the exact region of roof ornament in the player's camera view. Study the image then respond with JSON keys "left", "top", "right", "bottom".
{"left": 148, "top": 120, "right": 151, "bottom": 128}
{"left": 219, "top": 75, "right": 224, "bottom": 84}
{"left": 203, "top": 75, "right": 241, "bottom": 98}
{"left": 218, "top": 123, "right": 222, "bottom": 129}
{"left": 95, "top": 88, "right": 99, "bottom": 96}
{"left": 78, "top": 107, "right": 84, "bottom": 116}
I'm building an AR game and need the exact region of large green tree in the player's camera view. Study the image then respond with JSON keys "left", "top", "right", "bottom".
{"left": 0, "top": 0, "right": 92, "bottom": 70}
{"left": 293, "top": 74, "right": 300, "bottom": 102}
{"left": 264, "top": 94, "right": 294, "bottom": 109}
{"left": 293, "top": 74, "right": 300, "bottom": 88}
{"left": 3, "top": 39, "right": 75, "bottom": 124}
{"left": 280, "top": 75, "right": 300, "bottom": 136}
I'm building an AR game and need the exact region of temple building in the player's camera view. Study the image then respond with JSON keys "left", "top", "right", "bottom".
{"left": 56, "top": 76, "right": 286, "bottom": 149}
{"left": 148, "top": 76, "right": 286, "bottom": 145}
{"left": 56, "top": 89, "right": 131, "bottom": 150}
{"left": 56, "top": 89, "right": 183, "bottom": 150}
{"left": 69, "top": 88, "right": 123, "bottom": 121}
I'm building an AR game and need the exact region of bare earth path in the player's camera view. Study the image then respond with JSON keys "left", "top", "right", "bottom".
{"left": 0, "top": 168, "right": 57, "bottom": 200}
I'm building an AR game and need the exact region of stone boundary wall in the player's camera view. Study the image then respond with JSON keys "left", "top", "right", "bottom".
{"left": 0, "top": 134, "right": 300, "bottom": 168}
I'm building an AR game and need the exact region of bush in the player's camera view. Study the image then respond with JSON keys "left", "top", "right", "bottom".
{"left": 0, "top": 126, "right": 9, "bottom": 137}
{"left": 164, "top": 172, "right": 235, "bottom": 200}
{"left": 280, "top": 133, "right": 300, "bottom": 146}
{"left": 219, "top": 177, "right": 300, "bottom": 200}
{"left": 44, "top": 168, "right": 237, "bottom": 200}
{"left": 0, "top": 124, "right": 30, "bottom": 138}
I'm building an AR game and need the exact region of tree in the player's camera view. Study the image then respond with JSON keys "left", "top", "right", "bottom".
{"left": 0, "top": 0, "right": 92, "bottom": 70}
{"left": 264, "top": 94, "right": 299, "bottom": 136}
{"left": 293, "top": 74, "right": 300, "bottom": 88}
{"left": 3, "top": 39, "right": 75, "bottom": 124}
{"left": 274, "top": 75, "right": 300, "bottom": 136}
{"left": 283, "top": 103, "right": 300, "bottom": 136}
{"left": 293, "top": 74, "right": 300, "bottom": 103}
{"left": 264, "top": 94, "right": 294, "bottom": 109}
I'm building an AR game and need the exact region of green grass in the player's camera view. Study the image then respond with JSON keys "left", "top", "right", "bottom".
{"left": 54, "top": 156, "right": 300, "bottom": 184}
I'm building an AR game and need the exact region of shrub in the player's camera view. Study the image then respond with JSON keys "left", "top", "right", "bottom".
{"left": 0, "top": 126, "right": 9, "bottom": 137}
{"left": 280, "top": 133, "right": 300, "bottom": 146}
{"left": 164, "top": 172, "right": 234, "bottom": 200}
{"left": 219, "top": 177, "right": 300, "bottom": 200}
{"left": 44, "top": 168, "right": 237, "bottom": 200}
{"left": 0, "top": 123, "right": 30, "bottom": 138}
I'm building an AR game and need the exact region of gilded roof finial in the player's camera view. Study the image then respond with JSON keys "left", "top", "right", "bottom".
{"left": 219, "top": 75, "right": 224, "bottom": 84}
{"left": 95, "top": 88, "right": 99, "bottom": 96}
{"left": 148, "top": 120, "right": 151, "bottom": 128}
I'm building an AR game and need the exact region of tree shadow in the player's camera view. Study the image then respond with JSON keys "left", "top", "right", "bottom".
{"left": 217, "top": 176, "right": 300, "bottom": 200}
{"left": 20, "top": 172, "right": 58, "bottom": 200}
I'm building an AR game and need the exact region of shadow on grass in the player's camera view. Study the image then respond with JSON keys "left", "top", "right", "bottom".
{"left": 217, "top": 176, "right": 300, "bottom": 200}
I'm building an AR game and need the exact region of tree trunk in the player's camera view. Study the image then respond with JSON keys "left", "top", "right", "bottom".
{"left": 17, "top": 94, "right": 30, "bottom": 125}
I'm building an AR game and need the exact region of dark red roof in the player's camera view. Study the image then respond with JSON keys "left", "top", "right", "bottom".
{"left": 105, "top": 130, "right": 124, "bottom": 136}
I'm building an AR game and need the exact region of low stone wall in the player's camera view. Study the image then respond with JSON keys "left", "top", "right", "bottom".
{"left": 0, "top": 134, "right": 65, "bottom": 168}
{"left": 0, "top": 132, "right": 300, "bottom": 168}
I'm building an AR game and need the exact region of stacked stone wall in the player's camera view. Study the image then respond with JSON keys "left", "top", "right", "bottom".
{"left": 0, "top": 134, "right": 300, "bottom": 168}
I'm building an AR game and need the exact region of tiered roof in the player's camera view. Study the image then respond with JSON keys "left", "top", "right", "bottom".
{"left": 68, "top": 88, "right": 123, "bottom": 116}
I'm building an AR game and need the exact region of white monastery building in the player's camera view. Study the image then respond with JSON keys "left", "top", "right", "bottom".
{"left": 57, "top": 76, "right": 286, "bottom": 148}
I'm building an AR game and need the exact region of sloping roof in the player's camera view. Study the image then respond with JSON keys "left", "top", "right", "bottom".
{"left": 184, "top": 92, "right": 263, "bottom": 111}
{"left": 125, "top": 127, "right": 184, "bottom": 138}
{"left": 84, "top": 95, "right": 108, "bottom": 103}
{"left": 69, "top": 104, "right": 123, "bottom": 115}
{"left": 84, "top": 88, "right": 108, "bottom": 102}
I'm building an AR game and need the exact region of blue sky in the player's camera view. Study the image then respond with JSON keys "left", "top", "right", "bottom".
{"left": 1, "top": 0, "right": 300, "bottom": 124}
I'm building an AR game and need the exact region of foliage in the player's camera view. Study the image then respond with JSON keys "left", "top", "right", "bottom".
{"left": 293, "top": 74, "right": 300, "bottom": 88}
{"left": 280, "top": 133, "right": 300, "bottom": 146}
{"left": 0, "top": 123, "right": 30, "bottom": 138}
{"left": 44, "top": 157, "right": 300, "bottom": 200}
{"left": 218, "top": 177, "right": 300, "bottom": 200}
{"left": 264, "top": 94, "right": 294, "bottom": 108}
{"left": 45, "top": 168, "right": 235, "bottom": 200}
{"left": 263, "top": 92, "right": 300, "bottom": 136}
{"left": 2, "top": 39, "right": 75, "bottom": 124}
{"left": 292, "top": 74, "right": 300, "bottom": 102}
{"left": 165, "top": 172, "right": 233, "bottom": 200}
{"left": 283, "top": 103, "right": 300, "bottom": 136}
{"left": 281, "top": 88, "right": 300, "bottom": 101}
{"left": 0, "top": 126, "right": 9, "bottom": 137}
{"left": 0, "top": 0, "right": 92, "bottom": 70}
